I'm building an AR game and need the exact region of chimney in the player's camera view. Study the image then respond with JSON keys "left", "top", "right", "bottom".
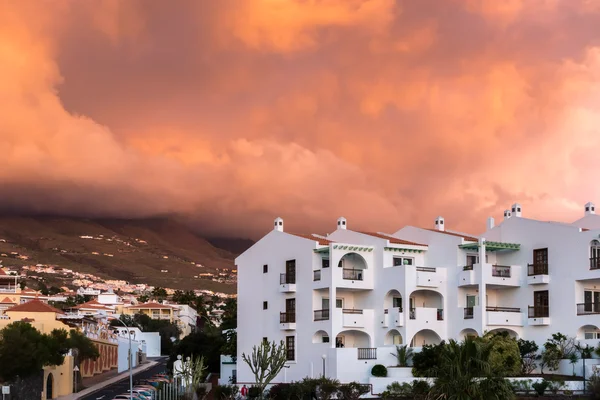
{"left": 511, "top": 203, "right": 522, "bottom": 218}
{"left": 337, "top": 217, "right": 347, "bottom": 230}
{"left": 274, "top": 217, "right": 284, "bottom": 232}
{"left": 487, "top": 217, "right": 495, "bottom": 230}
{"left": 434, "top": 216, "right": 445, "bottom": 231}
{"left": 503, "top": 210, "right": 511, "bottom": 220}
{"left": 585, "top": 202, "right": 596, "bottom": 216}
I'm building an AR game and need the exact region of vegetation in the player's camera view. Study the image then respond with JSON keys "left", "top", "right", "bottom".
{"left": 0, "top": 322, "right": 98, "bottom": 382}
{"left": 110, "top": 313, "right": 181, "bottom": 355}
{"left": 517, "top": 339, "right": 540, "bottom": 375}
{"left": 371, "top": 364, "right": 387, "bottom": 377}
{"left": 483, "top": 331, "right": 521, "bottom": 377}
{"left": 213, "top": 384, "right": 239, "bottom": 400}
{"left": 242, "top": 340, "right": 288, "bottom": 397}
{"left": 391, "top": 344, "right": 413, "bottom": 367}
{"left": 532, "top": 379, "right": 549, "bottom": 396}
{"left": 411, "top": 342, "right": 445, "bottom": 377}
{"left": 169, "top": 328, "right": 224, "bottom": 373}
{"left": 588, "top": 373, "right": 600, "bottom": 400}
{"left": 338, "top": 382, "right": 369, "bottom": 400}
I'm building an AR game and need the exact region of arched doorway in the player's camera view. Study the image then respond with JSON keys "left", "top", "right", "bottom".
{"left": 312, "top": 330, "right": 330, "bottom": 344}
{"left": 487, "top": 328, "right": 519, "bottom": 339}
{"left": 408, "top": 289, "right": 444, "bottom": 320}
{"left": 338, "top": 253, "right": 367, "bottom": 280}
{"left": 384, "top": 290, "right": 403, "bottom": 311}
{"left": 46, "top": 373, "right": 54, "bottom": 399}
{"left": 335, "top": 330, "right": 371, "bottom": 348}
{"left": 385, "top": 329, "right": 403, "bottom": 345}
{"left": 577, "top": 324, "right": 600, "bottom": 340}
{"left": 459, "top": 328, "right": 479, "bottom": 340}
{"left": 409, "top": 329, "right": 442, "bottom": 347}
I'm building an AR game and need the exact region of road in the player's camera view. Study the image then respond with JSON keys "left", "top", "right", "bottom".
{"left": 80, "top": 358, "right": 167, "bottom": 400}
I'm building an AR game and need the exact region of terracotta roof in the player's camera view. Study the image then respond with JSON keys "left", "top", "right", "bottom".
{"left": 423, "top": 228, "right": 478, "bottom": 242}
{"left": 358, "top": 232, "right": 427, "bottom": 247}
{"left": 289, "top": 233, "right": 333, "bottom": 246}
{"left": 0, "top": 297, "right": 15, "bottom": 304}
{"left": 5, "top": 299, "right": 64, "bottom": 314}
{"left": 127, "top": 302, "right": 177, "bottom": 310}
{"left": 0, "top": 269, "right": 6, "bottom": 276}
{"left": 72, "top": 300, "right": 113, "bottom": 310}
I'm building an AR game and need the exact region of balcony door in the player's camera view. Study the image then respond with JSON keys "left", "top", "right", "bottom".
{"left": 286, "top": 298, "right": 296, "bottom": 314}
{"left": 533, "top": 290, "right": 549, "bottom": 316}
{"left": 533, "top": 248, "right": 548, "bottom": 266}
{"left": 286, "top": 260, "right": 296, "bottom": 283}
{"left": 466, "top": 295, "right": 477, "bottom": 308}
{"left": 584, "top": 290, "right": 600, "bottom": 312}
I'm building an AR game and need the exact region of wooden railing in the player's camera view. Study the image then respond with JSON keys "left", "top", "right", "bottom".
{"left": 416, "top": 267, "right": 436, "bottom": 273}
{"left": 314, "top": 309, "right": 330, "bottom": 321}
{"left": 528, "top": 305, "right": 549, "bottom": 318}
{"left": 577, "top": 302, "right": 600, "bottom": 315}
{"left": 280, "top": 312, "right": 296, "bottom": 323}
{"left": 464, "top": 307, "right": 474, "bottom": 319}
{"left": 280, "top": 273, "right": 296, "bottom": 284}
{"left": 486, "top": 306, "right": 521, "bottom": 313}
{"left": 342, "top": 308, "right": 363, "bottom": 314}
{"left": 491, "top": 265, "right": 511, "bottom": 278}
{"left": 527, "top": 263, "right": 548, "bottom": 276}
{"left": 342, "top": 268, "right": 363, "bottom": 280}
{"left": 357, "top": 348, "right": 377, "bottom": 360}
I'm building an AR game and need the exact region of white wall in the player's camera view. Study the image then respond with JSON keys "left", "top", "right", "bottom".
{"left": 117, "top": 336, "right": 141, "bottom": 373}
{"left": 219, "top": 355, "right": 237, "bottom": 385}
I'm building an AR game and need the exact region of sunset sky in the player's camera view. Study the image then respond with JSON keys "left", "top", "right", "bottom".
{"left": 1, "top": 0, "right": 600, "bottom": 238}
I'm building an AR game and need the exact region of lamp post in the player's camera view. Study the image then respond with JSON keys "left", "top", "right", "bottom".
{"left": 112, "top": 318, "right": 134, "bottom": 398}
{"left": 321, "top": 354, "right": 326, "bottom": 378}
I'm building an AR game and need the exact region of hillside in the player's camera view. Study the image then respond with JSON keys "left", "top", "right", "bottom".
{"left": 0, "top": 216, "right": 247, "bottom": 293}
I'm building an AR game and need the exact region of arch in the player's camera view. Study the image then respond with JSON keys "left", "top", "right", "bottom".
{"left": 338, "top": 252, "right": 367, "bottom": 270}
{"left": 46, "top": 373, "right": 54, "bottom": 399}
{"left": 459, "top": 328, "right": 479, "bottom": 340}
{"left": 312, "top": 330, "right": 330, "bottom": 344}
{"left": 577, "top": 324, "right": 600, "bottom": 340}
{"left": 335, "top": 329, "right": 371, "bottom": 348}
{"left": 385, "top": 329, "right": 403, "bottom": 345}
{"left": 409, "top": 329, "right": 442, "bottom": 347}
{"left": 408, "top": 289, "right": 444, "bottom": 310}
{"left": 487, "top": 328, "right": 519, "bottom": 339}
{"left": 384, "top": 290, "right": 403, "bottom": 310}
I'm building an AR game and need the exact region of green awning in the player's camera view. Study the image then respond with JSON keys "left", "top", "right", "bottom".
{"left": 459, "top": 241, "right": 520, "bottom": 252}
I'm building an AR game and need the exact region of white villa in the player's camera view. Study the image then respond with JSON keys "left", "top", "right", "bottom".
{"left": 236, "top": 202, "right": 600, "bottom": 384}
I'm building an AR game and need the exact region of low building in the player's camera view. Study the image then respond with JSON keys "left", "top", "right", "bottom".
{"left": 113, "top": 326, "right": 161, "bottom": 357}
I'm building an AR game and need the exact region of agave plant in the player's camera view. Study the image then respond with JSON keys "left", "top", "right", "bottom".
{"left": 390, "top": 344, "right": 413, "bottom": 367}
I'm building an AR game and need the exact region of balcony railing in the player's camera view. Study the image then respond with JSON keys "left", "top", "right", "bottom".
{"left": 314, "top": 309, "right": 330, "bottom": 321}
{"left": 591, "top": 258, "right": 600, "bottom": 270}
{"left": 342, "top": 308, "right": 363, "bottom": 314}
{"left": 464, "top": 307, "right": 474, "bottom": 319}
{"left": 463, "top": 265, "right": 474, "bottom": 271}
{"left": 577, "top": 302, "right": 600, "bottom": 315}
{"left": 409, "top": 308, "right": 416, "bottom": 319}
{"left": 528, "top": 306, "right": 549, "bottom": 318}
{"left": 280, "top": 273, "right": 296, "bottom": 285}
{"left": 342, "top": 268, "right": 364, "bottom": 281}
{"left": 491, "top": 265, "right": 511, "bottom": 278}
{"left": 280, "top": 312, "right": 296, "bottom": 323}
{"left": 527, "top": 263, "right": 548, "bottom": 276}
{"left": 487, "top": 306, "right": 521, "bottom": 313}
{"left": 437, "top": 308, "right": 444, "bottom": 321}
{"left": 416, "top": 267, "right": 436, "bottom": 273}
{"left": 313, "top": 270, "right": 321, "bottom": 281}
{"left": 357, "top": 348, "right": 377, "bottom": 360}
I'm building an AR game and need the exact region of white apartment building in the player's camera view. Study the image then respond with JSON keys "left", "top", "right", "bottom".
{"left": 236, "top": 203, "right": 600, "bottom": 384}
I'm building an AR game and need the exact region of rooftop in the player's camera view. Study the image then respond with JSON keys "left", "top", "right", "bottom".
{"left": 358, "top": 231, "right": 427, "bottom": 247}
{"left": 5, "top": 299, "right": 64, "bottom": 314}
{"left": 127, "top": 301, "right": 178, "bottom": 310}
{"left": 289, "top": 233, "right": 333, "bottom": 246}
{"left": 423, "top": 228, "right": 478, "bottom": 242}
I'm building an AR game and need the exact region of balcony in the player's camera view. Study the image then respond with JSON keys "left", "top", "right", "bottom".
{"left": 357, "top": 348, "right": 377, "bottom": 360}
{"left": 488, "top": 264, "right": 521, "bottom": 287}
{"left": 527, "top": 263, "right": 550, "bottom": 285}
{"left": 486, "top": 307, "right": 523, "bottom": 326}
{"left": 341, "top": 308, "right": 371, "bottom": 328}
{"left": 280, "top": 312, "right": 296, "bottom": 330}
{"left": 314, "top": 309, "right": 330, "bottom": 321}
{"left": 464, "top": 307, "right": 474, "bottom": 319}
{"left": 458, "top": 266, "right": 476, "bottom": 287}
{"left": 382, "top": 307, "right": 404, "bottom": 327}
{"left": 409, "top": 307, "right": 444, "bottom": 322}
{"left": 528, "top": 306, "right": 550, "bottom": 325}
{"left": 342, "top": 268, "right": 364, "bottom": 281}
{"left": 491, "top": 265, "right": 511, "bottom": 277}
{"left": 279, "top": 273, "right": 296, "bottom": 293}
{"left": 416, "top": 267, "right": 443, "bottom": 288}
{"left": 591, "top": 258, "right": 600, "bottom": 270}
{"left": 577, "top": 303, "right": 600, "bottom": 315}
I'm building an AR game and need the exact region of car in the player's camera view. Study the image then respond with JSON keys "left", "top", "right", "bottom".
{"left": 128, "top": 390, "right": 153, "bottom": 399}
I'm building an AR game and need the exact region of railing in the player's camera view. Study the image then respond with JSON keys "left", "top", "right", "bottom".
{"left": 491, "top": 265, "right": 511, "bottom": 277}
{"left": 577, "top": 302, "right": 600, "bottom": 315}
{"left": 280, "top": 312, "right": 296, "bottom": 323}
{"left": 590, "top": 258, "right": 600, "bottom": 270}
{"left": 527, "top": 263, "right": 548, "bottom": 276}
{"left": 437, "top": 308, "right": 444, "bottom": 320}
{"left": 280, "top": 273, "right": 296, "bottom": 284}
{"left": 409, "top": 308, "right": 416, "bottom": 319}
{"left": 464, "top": 307, "right": 474, "bottom": 319}
{"left": 486, "top": 306, "right": 521, "bottom": 313}
{"left": 357, "top": 348, "right": 377, "bottom": 360}
{"left": 528, "top": 305, "right": 549, "bottom": 318}
{"left": 314, "top": 309, "right": 330, "bottom": 321}
{"left": 416, "top": 267, "right": 436, "bottom": 272}
{"left": 342, "top": 308, "right": 363, "bottom": 314}
{"left": 342, "top": 268, "right": 364, "bottom": 281}
{"left": 0, "top": 288, "right": 17, "bottom": 293}
{"left": 313, "top": 270, "right": 321, "bottom": 281}
{"left": 463, "top": 265, "right": 474, "bottom": 271}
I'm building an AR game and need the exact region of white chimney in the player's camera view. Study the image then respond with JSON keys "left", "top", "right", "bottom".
{"left": 487, "top": 217, "right": 495, "bottom": 230}
{"left": 511, "top": 203, "right": 522, "bottom": 218}
{"left": 503, "top": 210, "right": 511, "bottom": 220}
{"left": 585, "top": 202, "right": 596, "bottom": 216}
{"left": 434, "top": 216, "right": 445, "bottom": 231}
{"left": 337, "top": 217, "right": 347, "bottom": 230}
{"left": 274, "top": 217, "right": 284, "bottom": 232}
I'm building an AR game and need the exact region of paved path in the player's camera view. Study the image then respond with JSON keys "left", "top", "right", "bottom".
{"left": 57, "top": 358, "right": 167, "bottom": 400}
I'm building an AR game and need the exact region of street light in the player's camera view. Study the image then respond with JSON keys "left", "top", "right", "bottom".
{"left": 321, "top": 354, "right": 326, "bottom": 377}
{"left": 111, "top": 318, "right": 134, "bottom": 398}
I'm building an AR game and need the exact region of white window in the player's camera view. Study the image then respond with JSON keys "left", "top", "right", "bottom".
{"left": 322, "top": 298, "right": 343, "bottom": 309}
{"left": 585, "top": 330, "right": 600, "bottom": 340}
{"left": 393, "top": 257, "right": 414, "bottom": 267}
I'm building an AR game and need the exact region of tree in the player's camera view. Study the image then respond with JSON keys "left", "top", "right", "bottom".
{"left": 542, "top": 333, "right": 577, "bottom": 373}
{"left": 219, "top": 298, "right": 237, "bottom": 330}
{"left": 169, "top": 330, "right": 224, "bottom": 373}
{"left": 137, "top": 294, "right": 149, "bottom": 303}
{"left": 411, "top": 342, "right": 445, "bottom": 376}
{"left": 221, "top": 329, "right": 237, "bottom": 361}
{"left": 242, "top": 340, "right": 287, "bottom": 397}
{"left": 483, "top": 331, "right": 521, "bottom": 377}
{"left": 541, "top": 347, "right": 562, "bottom": 373}
{"left": 151, "top": 287, "right": 168, "bottom": 301}
{"left": 518, "top": 339, "right": 540, "bottom": 375}
{"left": 390, "top": 344, "right": 413, "bottom": 367}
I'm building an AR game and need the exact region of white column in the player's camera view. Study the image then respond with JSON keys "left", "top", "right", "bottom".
{"left": 478, "top": 237, "right": 487, "bottom": 333}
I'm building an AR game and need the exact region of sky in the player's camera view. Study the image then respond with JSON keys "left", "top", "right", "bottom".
{"left": 1, "top": 0, "right": 600, "bottom": 238}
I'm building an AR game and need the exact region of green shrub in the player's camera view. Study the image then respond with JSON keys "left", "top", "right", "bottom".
{"left": 214, "top": 385, "right": 239, "bottom": 400}
{"left": 547, "top": 378, "right": 564, "bottom": 395}
{"left": 316, "top": 377, "right": 340, "bottom": 400}
{"left": 338, "top": 382, "right": 369, "bottom": 400}
{"left": 478, "top": 377, "right": 515, "bottom": 400}
{"left": 371, "top": 364, "right": 387, "bottom": 377}
{"left": 484, "top": 331, "right": 521, "bottom": 377}
{"left": 248, "top": 386, "right": 262, "bottom": 399}
{"left": 410, "top": 380, "right": 430, "bottom": 399}
{"left": 589, "top": 374, "right": 600, "bottom": 400}
{"left": 390, "top": 345, "right": 413, "bottom": 367}
{"left": 267, "top": 383, "right": 290, "bottom": 400}
{"left": 381, "top": 381, "right": 412, "bottom": 399}
{"left": 532, "top": 380, "right": 549, "bottom": 396}
{"left": 411, "top": 342, "right": 445, "bottom": 377}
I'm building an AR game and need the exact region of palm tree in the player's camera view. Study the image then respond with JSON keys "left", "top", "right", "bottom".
{"left": 390, "top": 344, "right": 413, "bottom": 367}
